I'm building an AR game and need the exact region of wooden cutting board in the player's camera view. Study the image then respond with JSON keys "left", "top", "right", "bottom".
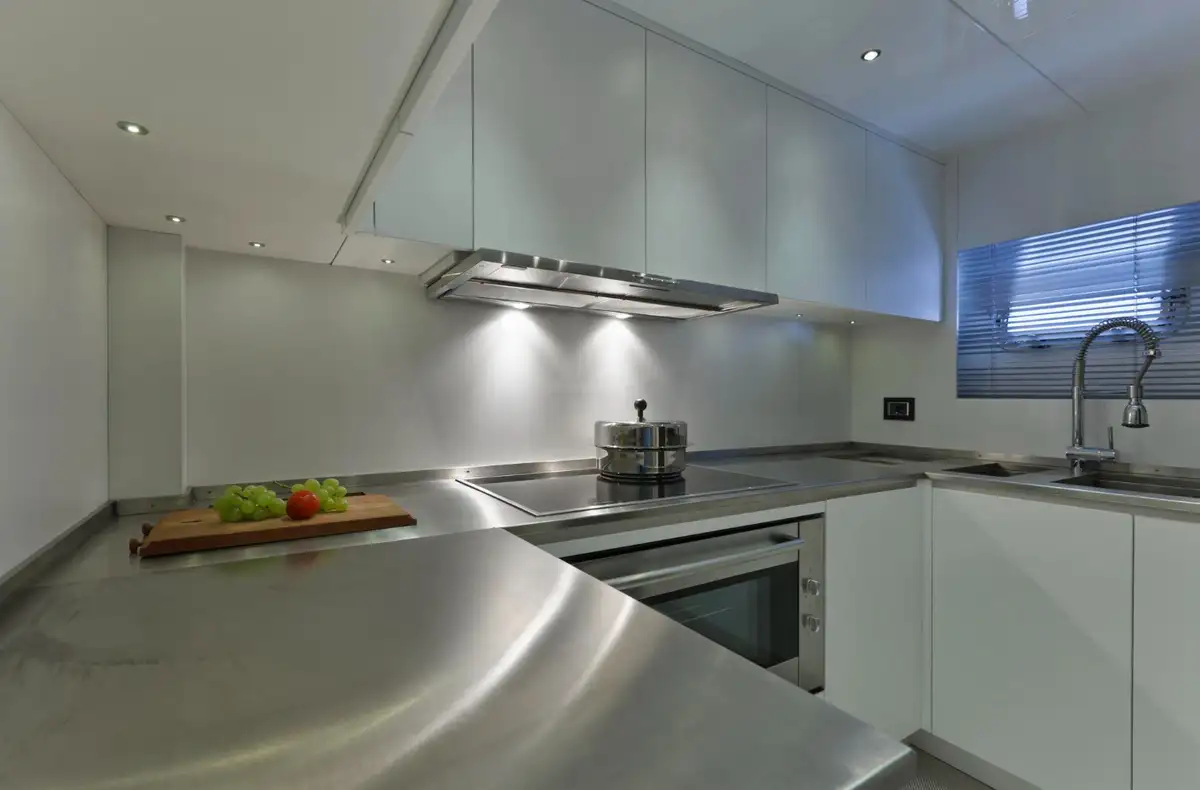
{"left": 132, "top": 494, "right": 417, "bottom": 558}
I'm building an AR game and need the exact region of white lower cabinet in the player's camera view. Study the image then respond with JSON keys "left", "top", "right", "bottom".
{"left": 931, "top": 489, "right": 1132, "bottom": 790}
{"left": 1133, "top": 514, "right": 1200, "bottom": 790}
{"left": 824, "top": 487, "right": 925, "bottom": 740}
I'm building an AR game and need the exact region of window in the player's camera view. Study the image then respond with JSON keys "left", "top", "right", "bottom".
{"left": 957, "top": 200, "right": 1200, "bottom": 398}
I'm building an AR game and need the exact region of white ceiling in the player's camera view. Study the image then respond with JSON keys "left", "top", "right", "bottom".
{"left": 0, "top": 0, "right": 451, "bottom": 263}
{"left": 615, "top": 0, "right": 1200, "bottom": 153}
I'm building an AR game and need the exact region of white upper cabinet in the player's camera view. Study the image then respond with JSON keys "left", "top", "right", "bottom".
{"left": 645, "top": 34, "right": 766, "bottom": 291}
{"left": 865, "top": 136, "right": 943, "bottom": 320}
{"left": 472, "top": 0, "right": 646, "bottom": 269}
{"left": 767, "top": 88, "right": 868, "bottom": 309}
{"left": 372, "top": 54, "right": 474, "bottom": 249}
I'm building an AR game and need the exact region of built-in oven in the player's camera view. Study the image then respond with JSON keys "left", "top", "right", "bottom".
{"left": 571, "top": 516, "right": 825, "bottom": 692}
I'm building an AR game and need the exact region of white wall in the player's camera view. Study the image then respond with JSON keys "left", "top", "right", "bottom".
{"left": 0, "top": 101, "right": 107, "bottom": 581}
{"left": 107, "top": 228, "right": 185, "bottom": 498}
{"left": 852, "top": 73, "right": 1200, "bottom": 467}
{"left": 185, "top": 249, "right": 851, "bottom": 485}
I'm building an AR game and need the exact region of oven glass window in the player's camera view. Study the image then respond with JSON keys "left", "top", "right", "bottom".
{"left": 643, "top": 563, "right": 799, "bottom": 668}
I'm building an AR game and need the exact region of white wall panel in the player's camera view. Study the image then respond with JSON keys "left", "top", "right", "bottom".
{"left": 851, "top": 73, "right": 1200, "bottom": 467}
{"left": 0, "top": 100, "right": 107, "bottom": 581}
{"left": 185, "top": 250, "right": 852, "bottom": 485}
{"left": 107, "top": 227, "right": 185, "bottom": 498}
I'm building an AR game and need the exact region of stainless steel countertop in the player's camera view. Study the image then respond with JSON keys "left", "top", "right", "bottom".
{"left": 42, "top": 444, "right": 1200, "bottom": 591}
{"left": 37, "top": 453, "right": 946, "bottom": 587}
{"left": 0, "top": 528, "right": 914, "bottom": 790}
{"left": 926, "top": 465, "right": 1200, "bottom": 516}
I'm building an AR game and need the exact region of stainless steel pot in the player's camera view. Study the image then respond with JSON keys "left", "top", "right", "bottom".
{"left": 594, "top": 399, "right": 687, "bottom": 482}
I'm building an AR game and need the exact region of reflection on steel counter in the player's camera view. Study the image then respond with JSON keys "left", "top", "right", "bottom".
{"left": 0, "top": 528, "right": 911, "bottom": 790}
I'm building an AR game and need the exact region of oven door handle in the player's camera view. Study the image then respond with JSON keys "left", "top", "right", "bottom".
{"left": 602, "top": 536, "right": 805, "bottom": 591}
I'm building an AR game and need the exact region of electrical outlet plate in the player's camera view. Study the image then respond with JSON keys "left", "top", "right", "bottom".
{"left": 883, "top": 397, "right": 915, "bottom": 421}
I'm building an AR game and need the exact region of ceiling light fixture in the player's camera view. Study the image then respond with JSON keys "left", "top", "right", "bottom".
{"left": 849, "top": 320, "right": 857, "bottom": 325}
{"left": 165, "top": 215, "right": 185, "bottom": 224}
{"left": 249, "top": 241, "right": 265, "bottom": 248}
{"left": 796, "top": 313, "right": 804, "bottom": 319}
{"left": 861, "top": 49, "right": 881, "bottom": 62}
{"left": 116, "top": 121, "right": 149, "bottom": 135}
{"left": 381, "top": 258, "right": 395, "bottom": 265}
{"left": 508, "top": 302, "right": 531, "bottom": 310}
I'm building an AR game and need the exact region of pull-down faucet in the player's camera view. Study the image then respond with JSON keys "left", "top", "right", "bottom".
{"left": 1067, "top": 317, "right": 1162, "bottom": 474}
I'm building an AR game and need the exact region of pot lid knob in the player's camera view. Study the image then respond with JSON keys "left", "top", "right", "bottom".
{"left": 634, "top": 399, "right": 648, "bottom": 422}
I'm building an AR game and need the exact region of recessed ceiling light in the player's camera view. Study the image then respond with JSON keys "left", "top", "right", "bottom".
{"left": 116, "top": 121, "right": 149, "bottom": 135}
{"left": 796, "top": 313, "right": 804, "bottom": 319}
{"left": 508, "top": 302, "right": 531, "bottom": 310}
{"left": 861, "top": 49, "right": 881, "bottom": 62}
{"left": 248, "top": 241, "right": 265, "bottom": 248}
{"left": 849, "top": 320, "right": 857, "bottom": 325}
{"left": 381, "top": 258, "right": 395, "bottom": 265}
{"left": 165, "top": 214, "right": 185, "bottom": 223}
{"left": 609, "top": 312, "right": 632, "bottom": 320}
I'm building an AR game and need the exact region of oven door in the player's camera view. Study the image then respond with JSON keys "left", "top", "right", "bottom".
{"left": 572, "top": 520, "right": 810, "bottom": 687}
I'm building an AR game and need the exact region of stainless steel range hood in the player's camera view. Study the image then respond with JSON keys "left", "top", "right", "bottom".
{"left": 421, "top": 249, "right": 778, "bottom": 320}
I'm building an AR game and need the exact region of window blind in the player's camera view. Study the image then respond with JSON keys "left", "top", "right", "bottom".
{"left": 958, "top": 199, "right": 1200, "bottom": 399}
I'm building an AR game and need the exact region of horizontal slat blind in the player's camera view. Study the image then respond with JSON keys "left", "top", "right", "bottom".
{"left": 958, "top": 200, "right": 1200, "bottom": 398}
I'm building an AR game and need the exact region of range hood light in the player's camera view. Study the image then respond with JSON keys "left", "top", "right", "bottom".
{"left": 609, "top": 312, "right": 632, "bottom": 320}
{"left": 508, "top": 302, "right": 531, "bottom": 310}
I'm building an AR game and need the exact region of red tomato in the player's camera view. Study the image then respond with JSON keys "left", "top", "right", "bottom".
{"left": 286, "top": 490, "right": 320, "bottom": 520}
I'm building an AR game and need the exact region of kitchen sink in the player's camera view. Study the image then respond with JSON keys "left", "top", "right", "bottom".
{"left": 945, "top": 462, "right": 1053, "bottom": 478}
{"left": 1055, "top": 471, "right": 1200, "bottom": 499}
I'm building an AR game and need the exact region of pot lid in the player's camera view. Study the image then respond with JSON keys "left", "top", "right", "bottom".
{"left": 594, "top": 399, "right": 687, "bottom": 431}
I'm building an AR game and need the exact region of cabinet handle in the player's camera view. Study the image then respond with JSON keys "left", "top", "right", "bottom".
{"left": 802, "top": 578, "right": 822, "bottom": 597}
{"left": 802, "top": 614, "right": 823, "bottom": 633}
{"left": 603, "top": 537, "right": 805, "bottom": 590}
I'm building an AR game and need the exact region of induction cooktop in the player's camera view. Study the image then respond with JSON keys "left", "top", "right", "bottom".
{"left": 458, "top": 465, "right": 793, "bottom": 517}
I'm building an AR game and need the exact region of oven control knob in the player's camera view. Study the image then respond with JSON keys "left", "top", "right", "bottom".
{"left": 802, "top": 614, "right": 823, "bottom": 633}
{"left": 801, "top": 578, "right": 822, "bottom": 597}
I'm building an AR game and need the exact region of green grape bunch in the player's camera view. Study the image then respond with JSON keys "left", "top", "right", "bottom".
{"left": 291, "top": 478, "right": 349, "bottom": 513}
{"left": 215, "top": 478, "right": 349, "bottom": 523}
{"left": 213, "top": 483, "right": 288, "bottom": 523}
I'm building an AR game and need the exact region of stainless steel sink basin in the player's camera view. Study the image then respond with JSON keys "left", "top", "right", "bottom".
{"left": 946, "top": 462, "right": 1053, "bottom": 478}
{"left": 1055, "top": 471, "right": 1200, "bottom": 499}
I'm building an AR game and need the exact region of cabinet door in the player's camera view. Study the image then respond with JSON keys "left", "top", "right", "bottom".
{"left": 373, "top": 54, "right": 473, "bottom": 248}
{"left": 825, "top": 487, "right": 924, "bottom": 740}
{"left": 1133, "top": 515, "right": 1200, "bottom": 790}
{"left": 932, "top": 489, "right": 1132, "bottom": 790}
{"left": 473, "top": 0, "right": 645, "bottom": 269}
{"left": 766, "top": 88, "right": 867, "bottom": 309}
{"left": 646, "top": 34, "right": 766, "bottom": 291}
{"left": 865, "top": 135, "right": 943, "bottom": 320}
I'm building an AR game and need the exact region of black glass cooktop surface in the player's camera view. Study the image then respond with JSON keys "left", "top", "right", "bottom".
{"left": 458, "top": 466, "right": 793, "bottom": 517}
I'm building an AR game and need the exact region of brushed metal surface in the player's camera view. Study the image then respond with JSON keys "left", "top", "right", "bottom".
{"left": 422, "top": 248, "right": 779, "bottom": 319}
{"left": 53, "top": 442, "right": 1200, "bottom": 594}
{"left": 904, "top": 751, "right": 994, "bottom": 790}
{"left": 0, "top": 529, "right": 913, "bottom": 790}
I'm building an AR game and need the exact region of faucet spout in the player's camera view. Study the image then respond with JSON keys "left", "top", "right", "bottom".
{"left": 1068, "top": 317, "right": 1161, "bottom": 473}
